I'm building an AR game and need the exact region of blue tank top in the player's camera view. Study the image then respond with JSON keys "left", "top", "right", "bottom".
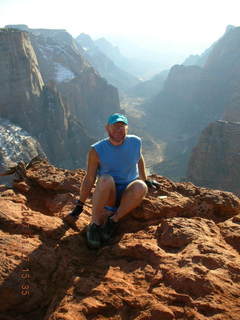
{"left": 91, "top": 135, "right": 141, "bottom": 184}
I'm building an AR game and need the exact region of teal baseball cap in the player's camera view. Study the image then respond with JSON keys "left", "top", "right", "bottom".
{"left": 107, "top": 113, "right": 128, "bottom": 125}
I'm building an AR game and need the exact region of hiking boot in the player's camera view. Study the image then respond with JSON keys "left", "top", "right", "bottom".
{"left": 86, "top": 223, "right": 102, "bottom": 249}
{"left": 101, "top": 216, "right": 118, "bottom": 242}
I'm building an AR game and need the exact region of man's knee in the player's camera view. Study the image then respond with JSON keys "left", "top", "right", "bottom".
{"left": 97, "top": 175, "right": 115, "bottom": 190}
{"left": 131, "top": 180, "right": 148, "bottom": 198}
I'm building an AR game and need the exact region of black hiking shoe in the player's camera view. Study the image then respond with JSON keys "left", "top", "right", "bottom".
{"left": 101, "top": 216, "right": 118, "bottom": 242}
{"left": 86, "top": 223, "right": 102, "bottom": 249}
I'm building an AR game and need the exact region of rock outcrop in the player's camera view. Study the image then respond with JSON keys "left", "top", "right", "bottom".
{"left": 187, "top": 120, "right": 240, "bottom": 195}
{"left": 0, "top": 159, "right": 240, "bottom": 320}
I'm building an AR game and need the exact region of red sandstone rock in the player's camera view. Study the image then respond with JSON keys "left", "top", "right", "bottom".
{"left": 0, "top": 160, "right": 240, "bottom": 320}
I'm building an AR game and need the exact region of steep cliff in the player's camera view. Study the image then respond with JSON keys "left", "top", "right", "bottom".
{"left": 0, "top": 29, "right": 92, "bottom": 168}
{"left": 0, "top": 28, "right": 44, "bottom": 128}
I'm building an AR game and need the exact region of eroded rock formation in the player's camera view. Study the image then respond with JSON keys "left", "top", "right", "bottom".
{"left": 0, "top": 160, "right": 240, "bottom": 320}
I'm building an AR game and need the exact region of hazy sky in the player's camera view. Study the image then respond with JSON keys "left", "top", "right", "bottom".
{"left": 1, "top": 0, "right": 240, "bottom": 60}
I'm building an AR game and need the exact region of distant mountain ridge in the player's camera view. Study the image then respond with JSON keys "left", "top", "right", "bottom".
{"left": 95, "top": 37, "right": 123, "bottom": 62}
{"left": 142, "top": 25, "right": 240, "bottom": 184}
{"left": 93, "top": 36, "right": 168, "bottom": 79}
{"left": 76, "top": 33, "right": 140, "bottom": 93}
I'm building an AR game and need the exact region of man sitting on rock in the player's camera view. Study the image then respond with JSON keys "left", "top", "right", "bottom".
{"left": 68, "top": 113, "right": 158, "bottom": 249}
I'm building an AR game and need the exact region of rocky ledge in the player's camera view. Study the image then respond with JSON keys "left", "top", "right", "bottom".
{"left": 0, "top": 160, "right": 240, "bottom": 320}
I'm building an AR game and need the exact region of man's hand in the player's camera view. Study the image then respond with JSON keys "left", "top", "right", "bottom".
{"left": 145, "top": 179, "right": 160, "bottom": 190}
{"left": 69, "top": 200, "right": 84, "bottom": 217}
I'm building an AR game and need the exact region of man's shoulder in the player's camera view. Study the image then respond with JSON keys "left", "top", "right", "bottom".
{"left": 91, "top": 138, "right": 108, "bottom": 148}
{"left": 126, "top": 135, "right": 142, "bottom": 143}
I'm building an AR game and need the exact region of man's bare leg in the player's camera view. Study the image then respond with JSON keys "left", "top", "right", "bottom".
{"left": 100, "top": 180, "right": 147, "bottom": 242}
{"left": 112, "top": 180, "right": 147, "bottom": 222}
{"left": 91, "top": 174, "right": 116, "bottom": 225}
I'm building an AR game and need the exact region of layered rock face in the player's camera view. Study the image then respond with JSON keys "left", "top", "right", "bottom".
{"left": 0, "top": 29, "right": 92, "bottom": 169}
{"left": 144, "top": 26, "right": 240, "bottom": 181}
{"left": 0, "top": 29, "right": 44, "bottom": 128}
{"left": 0, "top": 160, "right": 240, "bottom": 320}
{"left": 187, "top": 120, "right": 240, "bottom": 195}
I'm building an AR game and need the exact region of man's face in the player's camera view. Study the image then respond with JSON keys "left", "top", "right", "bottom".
{"left": 106, "top": 122, "right": 128, "bottom": 143}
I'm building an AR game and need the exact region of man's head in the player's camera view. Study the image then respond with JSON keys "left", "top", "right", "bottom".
{"left": 107, "top": 113, "right": 128, "bottom": 126}
{"left": 106, "top": 113, "right": 128, "bottom": 145}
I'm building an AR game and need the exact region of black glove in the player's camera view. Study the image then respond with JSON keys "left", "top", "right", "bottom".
{"left": 69, "top": 200, "right": 84, "bottom": 217}
{"left": 145, "top": 179, "right": 160, "bottom": 190}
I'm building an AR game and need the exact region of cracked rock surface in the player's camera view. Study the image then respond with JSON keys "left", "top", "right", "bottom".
{"left": 0, "top": 160, "right": 240, "bottom": 320}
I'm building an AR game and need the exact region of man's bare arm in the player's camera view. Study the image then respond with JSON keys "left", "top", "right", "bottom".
{"left": 79, "top": 148, "right": 99, "bottom": 203}
{"left": 138, "top": 154, "right": 147, "bottom": 181}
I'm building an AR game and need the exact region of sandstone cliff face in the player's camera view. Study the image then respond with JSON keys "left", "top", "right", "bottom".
{"left": 0, "top": 29, "right": 44, "bottom": 129}
{"left": 0, "top": 29, "right": 92, "bottom": 169}
{"left": 187, "top": 120, "right": 240, "bottom": 195}
{"left": 0, "top": 160, "right": 240, "bottom": 320}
